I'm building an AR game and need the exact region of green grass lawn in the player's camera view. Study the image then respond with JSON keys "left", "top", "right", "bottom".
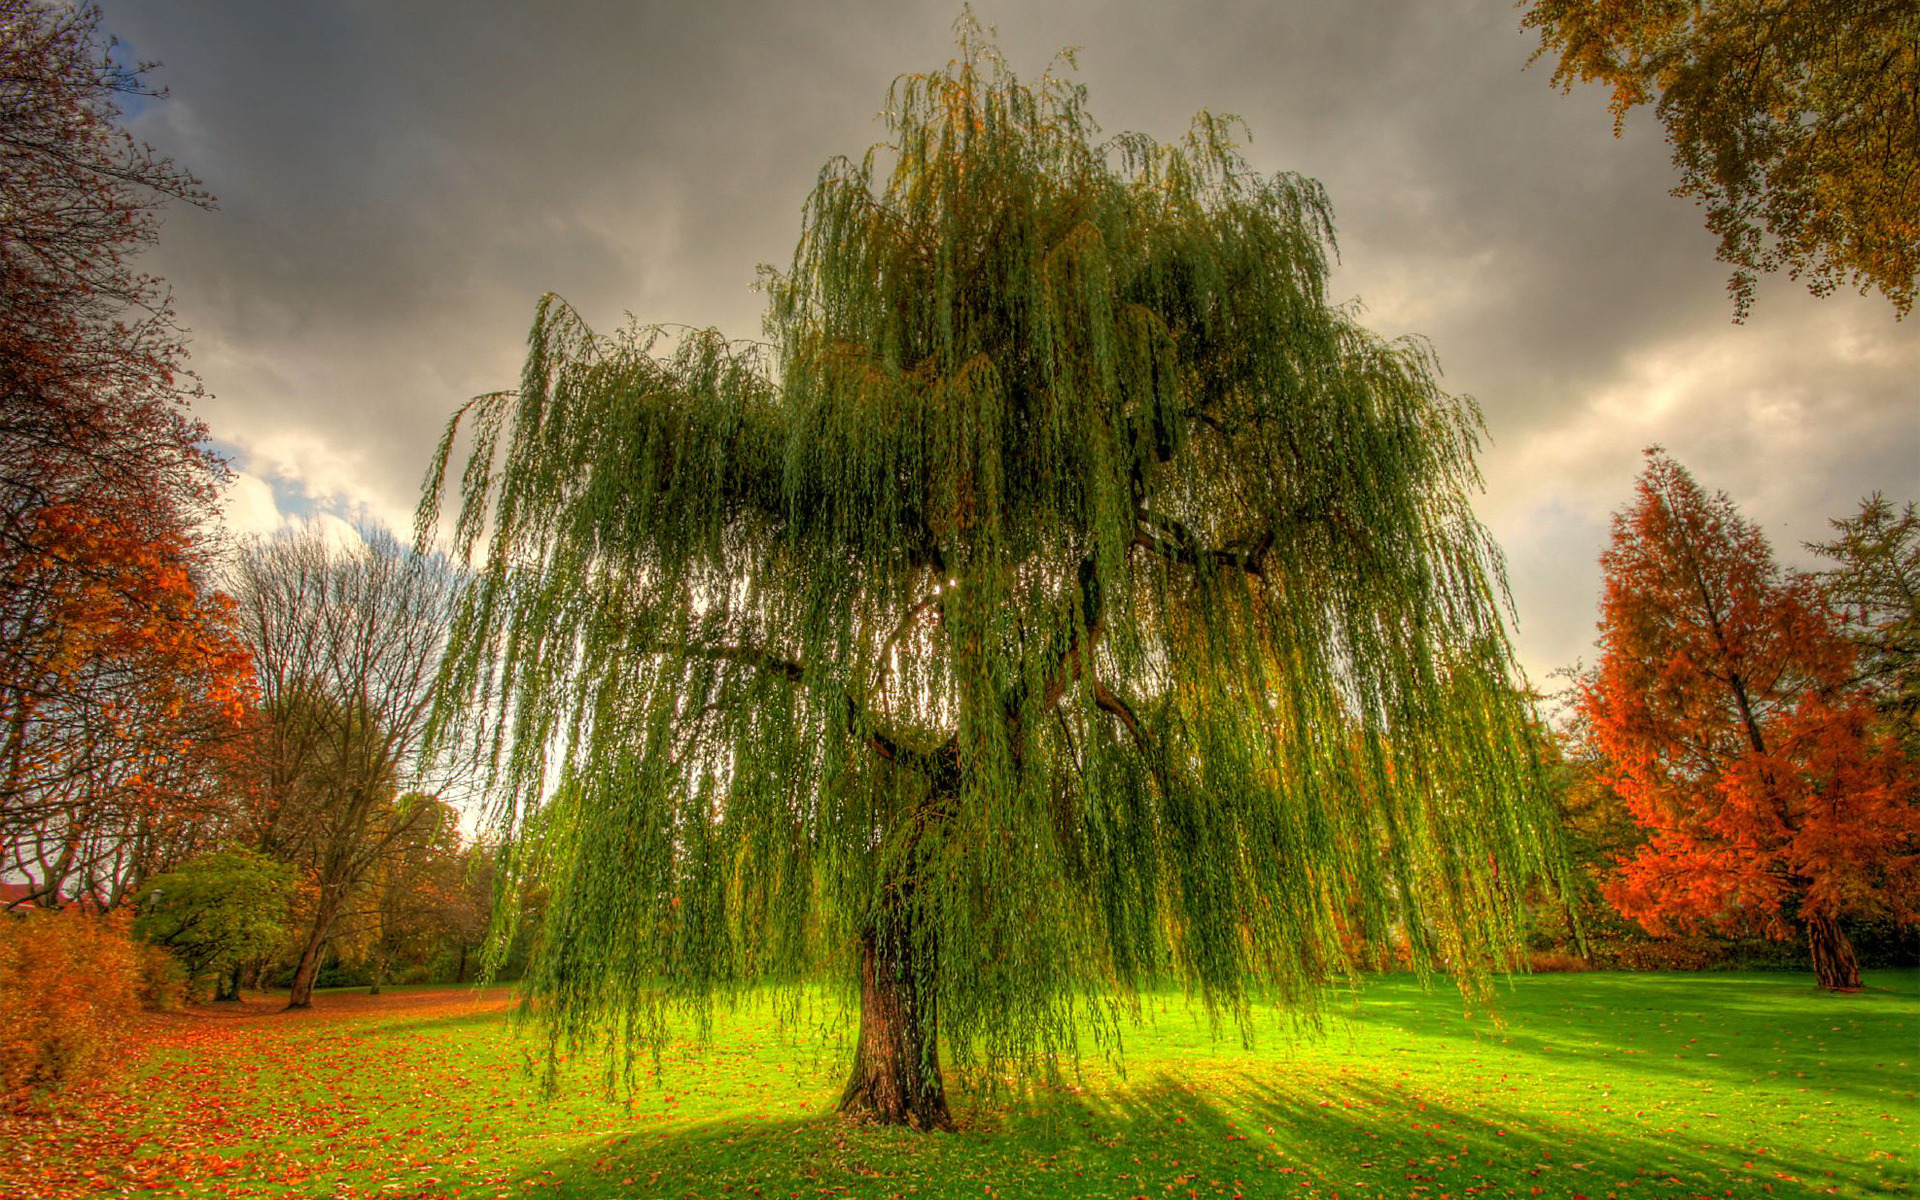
{"left": 5, "top": 970, "right": 1912, "bottom": 1199}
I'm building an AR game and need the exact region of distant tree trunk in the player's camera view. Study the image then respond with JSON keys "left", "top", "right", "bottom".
{"left": 287, "top": 935, "right": 323, "bottom": 1008}
{"left": 286, "top": 891, "right": 345, "bottom": 1009}
{"left": 1807, "top": 912, "right": 1861, "bottom": 991}
{"left": 369, "top": 951, "right": 388, "bottom": 996}
{"left": 213, "top": 963, "right": 243, "bottom": 1002}
{"left": 455, "top": 942, "right": 468, "bottom": 984}
{"left": 838, "top": 890, "right": 952, "bottom": 1131}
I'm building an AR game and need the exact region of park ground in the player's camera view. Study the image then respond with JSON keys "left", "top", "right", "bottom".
{"left": 0, "top": 971, "right": 1912, "bottom": 1200}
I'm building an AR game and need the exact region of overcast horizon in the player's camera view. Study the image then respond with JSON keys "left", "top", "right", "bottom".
{"left": 102, "top": 0, "right": 1918, "bottom": 690}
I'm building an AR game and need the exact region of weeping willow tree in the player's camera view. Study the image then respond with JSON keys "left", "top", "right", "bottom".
{"left": 422, "top": 29, "right": 1564, "bottom": 1130}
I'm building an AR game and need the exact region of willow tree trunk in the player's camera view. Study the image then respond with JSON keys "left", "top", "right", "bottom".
{"left": 838, "top": 910, "right": 953, "bottom": 1130}
{"left": 1807, "top": 913, "right": 1861, "bottom": 991}
{"left": 213, "top": 964, "right": 243, "bottom": 1002}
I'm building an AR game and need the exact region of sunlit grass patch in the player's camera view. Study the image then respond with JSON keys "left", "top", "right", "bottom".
{"left": 0, "top": 971, "right": 1911, "bottom": 1199}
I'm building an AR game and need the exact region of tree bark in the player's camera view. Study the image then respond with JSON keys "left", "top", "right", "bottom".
{"left": 286, "top": 929, "right": 325, "bottom": 1009}
{"left": 213, "top": 963, "right": 243, "bottom": 1002}
{"left": 837, "top": 918, "right": 953, "bottom": 1131}
{"left": 285, "top": 891, "right": 344, "bottom": 1009}
{"left": 1807, "top": 912, "right": 1861, "bottom": 991}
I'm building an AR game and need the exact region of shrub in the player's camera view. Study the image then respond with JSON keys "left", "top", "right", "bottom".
{"left": 314, "top": 955, "right": 368, "bottom": 989}
{"left": 133, "top": 941, "right": 188, "bottom": 1011}
{"left": 0, "top": 908, "right": 142, "bottom": 1107}
{"left": 1527, "top": 949, "right": 1592, "bottom": 974}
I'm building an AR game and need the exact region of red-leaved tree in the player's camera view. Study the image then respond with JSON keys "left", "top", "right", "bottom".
{"left": 0, "top": 1, "right": 248, "bottom": 904}
{"left": 1579, "top": 451, "right": 1919, "bottom": 990}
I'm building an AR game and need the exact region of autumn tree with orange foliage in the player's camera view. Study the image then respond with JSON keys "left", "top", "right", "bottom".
{"left": 1579, "top": 452, "right": 1920, "bottom": 990}
{"left": 0, "top": 506, "right": 255, "bottom": 906}
{"left": 0, "top": 1, "right": 253, "bottom": 905}
{"left": 0, "top": 0, "right": 215, "bottom": 530}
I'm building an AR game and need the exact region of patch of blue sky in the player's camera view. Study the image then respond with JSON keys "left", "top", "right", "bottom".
{"left": 100, "top": 31, "right": 158, "bottom": 123}
{"left": 208, "top": 436, "right": 321, "bottom": 524}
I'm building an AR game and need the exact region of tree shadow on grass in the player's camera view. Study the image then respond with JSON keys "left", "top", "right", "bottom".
{"left": 1320, "top": 970, "right": 1920, "bottom": 1106}
{"left": 389, "top": 974, "right": 1916, "bottom": 1198}
{"left": 532, "top": 1058, "right": 1914, "bottom": 1200}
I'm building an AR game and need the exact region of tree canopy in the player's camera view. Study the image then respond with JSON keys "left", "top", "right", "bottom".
{"left": 1809, "top": 494, "right": 1920, "bottom": 753}
{"left": 229, "top": 526, "right": 459, "bottom": 1008}
{"left": 330, "top": 791, "right": 466, "bottom": 996}
{"left": 424, "top": 30, "right": 1565, "bottom": 1126}
{"left": 1522, "top": 0, "right": 1919, "bottom": 318}
{"left": 133, "top": 846, "right": 296, "bottom": 997}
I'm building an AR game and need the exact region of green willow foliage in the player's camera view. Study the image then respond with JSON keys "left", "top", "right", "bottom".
{"left": 422, "top": 32, "right": 1565, "bottom": 1090}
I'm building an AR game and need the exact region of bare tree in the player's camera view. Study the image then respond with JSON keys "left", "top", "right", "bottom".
{"left": 229, "top": 526, "right": 458, "bottom": 1008}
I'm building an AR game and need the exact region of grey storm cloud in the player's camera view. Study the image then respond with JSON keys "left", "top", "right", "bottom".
{"left": 100, "top": 0, "right": 1919, "bottom": 685}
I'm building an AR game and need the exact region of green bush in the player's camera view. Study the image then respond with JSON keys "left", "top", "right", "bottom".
{"left": 134, "top": 847, "right": 296, "bottom": 998}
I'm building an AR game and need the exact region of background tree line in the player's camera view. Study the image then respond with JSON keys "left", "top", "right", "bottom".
{"left": 0, "top": 5, "right": 536, "bottom": 1025}
{"left": 3, "top": 521, "right": 545, "bottom": 1005}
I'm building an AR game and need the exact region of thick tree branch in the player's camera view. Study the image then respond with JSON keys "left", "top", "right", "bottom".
{"left": 1130, "top": 505, "right": 1273, "bottom": 578}
{"left": 672, "top": 636, "right": 947, "bottom": 778}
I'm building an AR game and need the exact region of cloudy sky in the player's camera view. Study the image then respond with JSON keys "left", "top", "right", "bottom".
{"left": 101, "top": 0, "right": 1918, "bottom": 687}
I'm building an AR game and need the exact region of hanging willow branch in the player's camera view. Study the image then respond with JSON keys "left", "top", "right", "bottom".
{"left": 421, "top": 21, "right": 1567, "bottom": 1100}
